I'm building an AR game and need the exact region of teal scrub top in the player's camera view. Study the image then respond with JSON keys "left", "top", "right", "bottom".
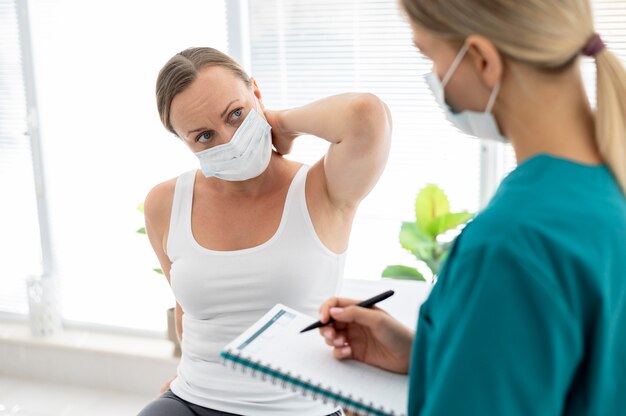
{"left": 408, "top": 154, "right": 626, "bottom": 415}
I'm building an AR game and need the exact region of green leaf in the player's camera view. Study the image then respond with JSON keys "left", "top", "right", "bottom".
{"left": 399, "top": 222, "right": 435, "bottom": 260}
{"left": 153, "top": 268, "right": 164, "bottom": 275}
{"left": 136, "top": 227, "right": 146, "bottom": 234}
{"left": 382, "top": 265, "right": 425, "bottom": 281}
{"left": 429, "top": 211, "right": 474, "bottom": 236}
{"left": 137, "top": 202, "right": 144, "bottom": 213}
{"left": 415, "top": 184, "right": 450, "bottom": 237}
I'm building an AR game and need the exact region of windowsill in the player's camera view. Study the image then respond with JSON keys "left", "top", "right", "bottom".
{"left": 0, "top": 319, "right": 178, "bottom": 363}
{"left": 0, "top": 319, "right": 179, "bottom": 395}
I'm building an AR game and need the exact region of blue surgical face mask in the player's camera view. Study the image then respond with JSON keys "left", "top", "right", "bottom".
{"left": 424, "top": 43, "right": 507, "bottom": 143}
{"left": 194, "top": 106, "right": 272, "bottom": 181}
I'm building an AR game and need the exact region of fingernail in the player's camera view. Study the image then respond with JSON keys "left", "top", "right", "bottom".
{"left": 341, "top": 346, "right": 351, "bottom": 357}
{"left": 330, "top": 307, "right": 344, "bottom": 316}
{"left": 333, "top": 337, "right": 344, "bottom": 347}
{"left": 323, "top": 330, "right": 333, "bottom": 340}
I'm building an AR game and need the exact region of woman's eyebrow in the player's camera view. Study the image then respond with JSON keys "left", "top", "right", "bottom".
{"left": 220, "top": 99, "right": 239, "bottom": 118}
{"left": 186, "top": 126, "right": 207, "bottom": 138}
{"left": 186, "top": 99, "right": 240, "bottom": 138}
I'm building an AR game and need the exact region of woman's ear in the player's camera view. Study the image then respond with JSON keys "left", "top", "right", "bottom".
{"left": 465, "top": 34, "right": 503, "bottom": 89}
{"left": 250, "top": 77, "right": 264, "bottom": 109}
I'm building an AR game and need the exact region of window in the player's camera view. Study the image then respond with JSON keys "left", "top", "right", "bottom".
{"left": 0, "top": 0, "right": 42, "bottom": 316}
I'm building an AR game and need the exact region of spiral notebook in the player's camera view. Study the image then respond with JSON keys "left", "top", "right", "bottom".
{"left": 220, "top": 304, "right": 408, "bottom": 416}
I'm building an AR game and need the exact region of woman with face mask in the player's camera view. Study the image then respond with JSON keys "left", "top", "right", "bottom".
{"left": 138, "top": 48, "right": 391, "bottom": 416}
{"left": 318, "top": 1, "right": 626, "bottom": 414}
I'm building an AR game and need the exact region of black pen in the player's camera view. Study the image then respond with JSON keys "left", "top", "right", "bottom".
{"left": 300, "top": 290, "right": 395, "bottom": 333}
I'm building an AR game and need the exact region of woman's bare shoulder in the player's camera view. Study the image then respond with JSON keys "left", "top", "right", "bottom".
{"left": 144, "top": 176, "right": 178, "bottom": 227}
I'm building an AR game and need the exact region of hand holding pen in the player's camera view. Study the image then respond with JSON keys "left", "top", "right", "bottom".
{"left": 313, "top": 290, "right": 415, "bottom": 374}
{"left": 301, "top": 290, "right": 395, "bottom": 333}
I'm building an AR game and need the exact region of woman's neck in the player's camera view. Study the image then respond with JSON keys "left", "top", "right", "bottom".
{"left": 498, "top": 61, "right": 603, "bottom": 166}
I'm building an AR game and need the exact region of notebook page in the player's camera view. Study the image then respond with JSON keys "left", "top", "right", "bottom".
{"left": 223, "top": 304, "right": 408, "bottom": 415}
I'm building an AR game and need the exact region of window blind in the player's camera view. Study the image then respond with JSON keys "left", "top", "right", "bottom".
{"left": 0, "top": 0, "right": 41, "bottom": 315}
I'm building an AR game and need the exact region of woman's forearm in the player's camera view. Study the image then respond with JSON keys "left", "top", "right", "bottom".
{"left": 278, "top": 93, "right": 391, "bottom": 146}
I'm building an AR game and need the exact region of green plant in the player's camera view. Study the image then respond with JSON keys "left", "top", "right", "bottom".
{"left": 382, "top": 184, "right": 474, "bottom": 282}
{"left": 136, "top": 202, "right": 164, "bottom": 275}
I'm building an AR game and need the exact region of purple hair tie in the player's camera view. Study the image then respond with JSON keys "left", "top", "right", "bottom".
{"left": 582, "top": 33, "right": 606, "bottom": 57}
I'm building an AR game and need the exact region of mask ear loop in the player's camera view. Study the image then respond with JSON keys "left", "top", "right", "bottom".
{"left": 442, "top": 41, "right": 501, "bottom": 114}
{"left": 250, "top": 82, "right": 264, "bottom": 117}
{"left": 441, "top": 42, "right": 470, "bottom": 87}
{"left": 485, "top": 81, "right": 500, "bottom": 113}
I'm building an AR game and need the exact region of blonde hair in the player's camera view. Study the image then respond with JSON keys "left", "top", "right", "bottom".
{"left": 156, "top": 47, "right": 251, "bottom": 135}
{"left": 401, "top": 0, "right": 626, "bottom": 194}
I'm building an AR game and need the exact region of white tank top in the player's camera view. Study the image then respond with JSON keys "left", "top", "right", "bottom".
{"left": 167, "top": 165, "right": 346, "bottom": 415}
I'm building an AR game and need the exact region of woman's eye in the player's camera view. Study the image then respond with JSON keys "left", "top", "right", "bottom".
{"left": 230, "top": 108, "right": 243, "bottom": 121}
{"left": 196, "top": 131, "right": 214, "bottom": 143}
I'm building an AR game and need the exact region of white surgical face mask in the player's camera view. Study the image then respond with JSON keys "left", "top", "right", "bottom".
{"left": 425, "top": 43, "right": 507, "bottom": 143}
{"left": 194, "top": 107, "right": 272, "bottom": 181}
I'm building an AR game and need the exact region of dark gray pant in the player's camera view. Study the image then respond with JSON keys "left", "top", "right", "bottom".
{"left": 137, "top": 389, "right": 343, "bottom": 416}
{"left": 137, "top": 390, "right": 240, "bottom": 416}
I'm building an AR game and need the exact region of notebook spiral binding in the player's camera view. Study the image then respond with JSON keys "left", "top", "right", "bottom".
{"left": 222, "top": 349, "right": 399, "bottom": 416}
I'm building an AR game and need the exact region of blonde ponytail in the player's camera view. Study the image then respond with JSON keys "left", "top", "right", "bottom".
{"left": 595, "top": 49, "right": 626, "bottom": 195}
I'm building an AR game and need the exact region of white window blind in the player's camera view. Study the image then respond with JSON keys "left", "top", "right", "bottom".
{"left": 0, "top": 0, "right": 42, "bottom": 315}
{"left": 247, "top": 0, "right": 626, "bottom": 281}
